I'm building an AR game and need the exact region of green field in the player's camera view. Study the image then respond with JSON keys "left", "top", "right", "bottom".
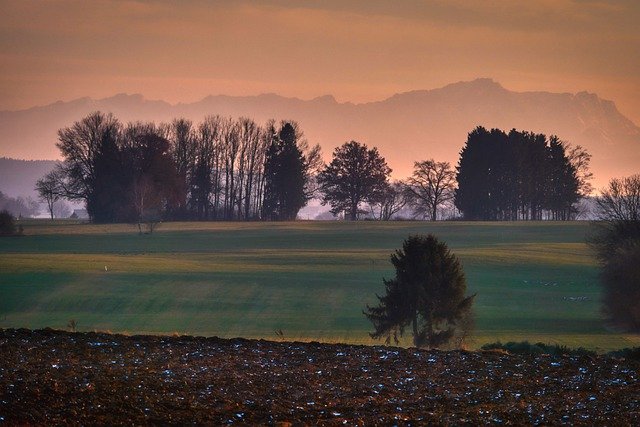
{"left": 0, "top": 220, "right": 637, "bottom": 351}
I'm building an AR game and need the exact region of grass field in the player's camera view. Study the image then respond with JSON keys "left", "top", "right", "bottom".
{"left": 1, "top": 220, "right": 637, "bottom": 351}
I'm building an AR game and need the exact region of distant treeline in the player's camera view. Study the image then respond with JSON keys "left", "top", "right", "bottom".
{"left": 37, "top": 112, "right": 591, "bottom": 223}
{"left": 0, "top": 191, "right": 39, "bottom": 218}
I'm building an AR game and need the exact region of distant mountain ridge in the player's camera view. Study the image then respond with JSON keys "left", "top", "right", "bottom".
{"left": 1, "top": 78, "right": 638, "bottom": 189}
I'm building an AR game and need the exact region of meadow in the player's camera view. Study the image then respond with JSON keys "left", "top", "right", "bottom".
{"left": 0, "top": 220, "right": 637, "bottom": 351}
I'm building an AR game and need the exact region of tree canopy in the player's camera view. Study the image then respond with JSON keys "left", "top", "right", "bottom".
{"left": 262, "top": 123, "right": 311, "bottom": 220}
{"left": 455, "top": 127, "right": 586, "bottom": 220}
{"left": 364, "top": 234, "right": 475, "bottom": 348}
{"left": 318, "top": 141, "right": 391, "bottom": 220}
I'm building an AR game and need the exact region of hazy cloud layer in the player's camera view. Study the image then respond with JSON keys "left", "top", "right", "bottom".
{"left": 1, "top": 0, "right": 639, "bottom": 124}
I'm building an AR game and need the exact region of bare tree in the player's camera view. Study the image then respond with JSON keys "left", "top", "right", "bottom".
{"left": 565, "top": 143, "right": 594, "bottom": 197}
{"left": 56, "top": 112, "right": 121, "bottom": 212}
{"left": 369, "top": 181, "right": 408, "bottom": 220}
{"left": 595, "top": 174, "right": 640, "bottom": 221}
{"left": 166, "top": 119, "right": 196, "bottom": 216}
{"left": 35, "top": 168, "right": 64, "bottom": 219}
{"left": 406, "top": 160, "right": 456, "bottom": 221}
{"left": 52, "top": 200, "right": 72, "bottom": 219}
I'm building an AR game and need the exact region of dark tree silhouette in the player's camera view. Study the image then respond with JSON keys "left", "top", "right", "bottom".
{"left": 406, "top": 160, "right": 456, "bottom": 221}
{"left": 166, "top": 118, "right": 195, "bottom": 218}
{"left": 370, "top": 181, "right": 408, "bottom": 220}
{"left": 318, "top": 141, "right": 391, "bottom": 220}
{"left": 89, "top": 125, "right": 125, "bottom": 223}
{"left": 49, "top": 112, "right": 318, "bottom": 223}
{"left": 455, "top": 126, "right": 583, "bottom": 220}
{"left": 589, "top": 220, "right": 640, "bottom": 332}
{"left": 35, "top": 169, "right": 64, "bottom": 219}
{"left": 262, "top": 123, "right": 308, "bottom": 220}
{"left": 56, "top": 112, "right": 121, "bottom": 217}
{"left": 595, "top": 174, "right": 640, "bottom": 221}
{"left": 0, "top": 210, "right": 17, "bottom": 236}
{"left": 545, "top": 136, "right": 580, "bottom": 220}
{"left": 599, "top": 230, "right": 640, "bottom": 332}
{"left": 126, "top": 132, "right": 181, "bottom": 230}
{"left": 566, "top": 144, "right": 594, "bottom": 197}
{"left": 454, "top": 127, "right": 502, "bottom": 220}
{"left": 590, "top": 175, "right": 640, "bottom": 332}
{"left": 364, "top": 234, "right": 475, "bottom": 348}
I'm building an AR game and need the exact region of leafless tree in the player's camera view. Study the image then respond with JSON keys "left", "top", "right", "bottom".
{"left": 52, "top": 200, "right": 72, "bottom": 219}
{"left": 565, "top": 143, "right": 594, "bottom": 197}
{"left": 369, "top": 181, "right": 408, "bottom": 220}
{"left": 166, "top": 119, "right": 196, "bottom": 215}
{"left": 56, "top": 112, "right": 121, "bottom": 205}
{"left": 595, "top": 174, "right": 640, "bottom": 221}
{"left": 405, "top": 160, "right": 456, "bottom": 221}
{"left": 35, "top": 168, "right": 64, "bottom": 219}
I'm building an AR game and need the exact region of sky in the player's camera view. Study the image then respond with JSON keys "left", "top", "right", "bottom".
{"left": 0, "top": 0, "right": 639, "bottom": 124}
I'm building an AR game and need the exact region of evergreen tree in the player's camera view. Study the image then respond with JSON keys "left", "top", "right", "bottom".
{"left": 364, "top": 234, "right": 475, "bottom": 348}
{"left": 545, "top": 136, "right": 579, "bottom": 220}
{"left": 455, "top": 126, "right": 584, "bottom": 221}
{"left": 262, "top": 123, "right": 308, "bottom": 220}
{"left": 454, "top": 127, "right": 501, "bottom": 220}
{"left": 87, "top": 124, "right": 125, "bottom": 223}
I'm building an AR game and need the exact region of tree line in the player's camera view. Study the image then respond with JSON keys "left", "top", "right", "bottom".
{"left": 38, "top": 112, "right": 321, "bottom": 224}
{"left": 455, "top": 126, "right": 592, "bottom": 220}
{"left": 39, "top": 113, "right": 592, "bottom": 223}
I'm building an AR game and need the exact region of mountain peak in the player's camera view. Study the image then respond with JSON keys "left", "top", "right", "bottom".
{"left": 311, "top": 95, "right": 337, "bottom": 103}
{"left": 103, "top": 93, "right": 146, "bottom": 103}
{"left": 442, "top": 78, "right": 507, "bottom": 93}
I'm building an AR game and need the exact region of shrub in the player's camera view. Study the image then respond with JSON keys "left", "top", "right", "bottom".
{"left": 0, "top": 210, "right": 17, "bottom": 236}
{"left": 481, "top": 341, "right": 596, "bottom": 357}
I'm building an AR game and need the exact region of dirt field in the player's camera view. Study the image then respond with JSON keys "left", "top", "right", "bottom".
{"left": 1, "top": 328, "right": 638, "bottom": 425}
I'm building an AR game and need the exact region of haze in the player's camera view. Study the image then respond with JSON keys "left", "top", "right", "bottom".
{"left": 1, "top": 0, "right": 639, "bottom": 182}
{"left": 1, "top": 1, "right": 638, "bottom": 116}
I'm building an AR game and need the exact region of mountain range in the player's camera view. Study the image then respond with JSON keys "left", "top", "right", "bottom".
{"left": 1, "top": 78, "right": 638, "bottom": 190}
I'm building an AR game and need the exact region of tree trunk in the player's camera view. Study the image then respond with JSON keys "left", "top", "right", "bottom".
{"left": 412, "top": 312, "right": 418, "bottom": 347}
{"left": 350, "top": 201, "right": 358, "bottom": 220}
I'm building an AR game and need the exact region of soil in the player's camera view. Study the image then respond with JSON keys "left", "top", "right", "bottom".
{"left": 1, "top": 328, "right": 638, "bottom": 425}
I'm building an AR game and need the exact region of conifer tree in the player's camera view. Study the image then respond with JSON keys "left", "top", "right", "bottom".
{"left": 364, "top": 234, "right": 475, "bottom": 348}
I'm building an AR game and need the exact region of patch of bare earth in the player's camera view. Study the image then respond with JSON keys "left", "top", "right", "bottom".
{"left": 1, "top": 328, "right": 638, "bottom": 425}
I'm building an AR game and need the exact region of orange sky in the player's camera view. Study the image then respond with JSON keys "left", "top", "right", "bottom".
{"left": 1, "top": 0, "right": 639, "bottom": 123}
